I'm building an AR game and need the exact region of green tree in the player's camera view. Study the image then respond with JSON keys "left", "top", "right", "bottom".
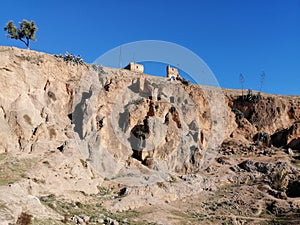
{"left": 4, "top": 20, "right": 37, "bottom": 49}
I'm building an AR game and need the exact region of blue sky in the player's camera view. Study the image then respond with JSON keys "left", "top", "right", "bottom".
{"left": 1, "top": 0, "right": 299, "bottom": 95}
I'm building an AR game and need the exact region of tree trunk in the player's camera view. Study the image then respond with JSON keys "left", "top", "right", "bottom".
{"left": 26, "top": 38, "right": 30, "bottom": 49}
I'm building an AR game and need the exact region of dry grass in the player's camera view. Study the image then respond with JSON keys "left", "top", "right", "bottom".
{"left": 39, "top": 194, "right": 156, "bottom": 225}
{"left": 16, "top": 212, "right": 32, "bottom": 225}
{"left": 0, "top": 153, "right": 33, "bottom": 186}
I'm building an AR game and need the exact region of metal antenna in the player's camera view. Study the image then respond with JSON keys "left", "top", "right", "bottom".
{"left": 119, "top": 46, "right": 123, "bottom": 68}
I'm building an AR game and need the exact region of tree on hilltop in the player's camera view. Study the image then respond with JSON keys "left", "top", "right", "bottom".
{"left": 4, "top": 19, "right": 37, "bottom": 49}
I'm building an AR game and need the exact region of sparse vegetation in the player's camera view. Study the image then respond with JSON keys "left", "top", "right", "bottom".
{"left": 271, "top": 168, "right": 289, "bottom": 191}
{"left": 4, "top": 20, "right": 37, "bottom": 49}
{"left": 31, "top": 218, "right": 66, "bottom": 225}
{"left": 232, "top": 108, "right": 244, "bottom": 127}
{"left": 240, "top": 89, "right": 261, "bottom": 103}
{"left": 239, "top": 73, "right": 245, "bottom": 97}
{"left": 0, "top": 154, "right": 32, "bottom": 186}
{"left": 16, "top": 212, "right": 32, "bottom": 225}
{"left": 254, "top": 132, "right": 271, "bottom": 147}
{"left": 238, "top": 71, "right": 266, "bottom": 96}
{"left": 259, "top": 71, "right": 266, "bottom": 92}
{"left": 39, "top": 193, "right": 156, "bottom": 225}
{"left": 96, "top": 186, "right": 113, "bottom": 196}
{"left": 54, "top": 52, "right": 84, "bottom": 65}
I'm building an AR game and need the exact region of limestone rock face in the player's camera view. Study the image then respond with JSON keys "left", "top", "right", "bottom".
{"left": 79, "top": 73, "right": 216, "bottom": 176}
{"left": 0, "top": 47, "right": 299, "bottom": 222}
{"left": 0, "top": 47, "right": 101, "bottom": 222}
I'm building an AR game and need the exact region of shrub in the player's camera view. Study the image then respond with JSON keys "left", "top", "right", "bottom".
{"left": 271, "top": 168, "right": 289, "bottom": 192}
{"left": 16, "top": 212, "right": 32, "bottom": 225}
{"left": 253, "top": 132, "right": 271, "bottom": 147}
{"left": 54, "top": 52, "right": 84, "bottom": 65}
{"left": 232, "top": 108, "right": 244, "bottom": 128}
{"left": 237, "top": 89, "right": 261, "bottom": 103}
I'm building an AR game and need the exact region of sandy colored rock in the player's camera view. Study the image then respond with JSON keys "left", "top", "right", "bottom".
{"left": 0, "top": 47, "right": 299, "bottom": 224}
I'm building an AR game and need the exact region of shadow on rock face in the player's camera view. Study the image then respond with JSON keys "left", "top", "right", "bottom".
{"left": 129, "top": 118, "right": 150, "bottom": 161}
{"left": 72, "top": 89, "right": 93, "bottom": 139}
{"left": 287, "top": 138, "right": 300, "bottom": 151}
{"left": 286, "top": 180, "right": 300, "bottom": 198}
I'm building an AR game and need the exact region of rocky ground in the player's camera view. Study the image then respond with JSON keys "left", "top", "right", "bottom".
{"left": 0, "top": 46, "right": 299, "bottom": 225}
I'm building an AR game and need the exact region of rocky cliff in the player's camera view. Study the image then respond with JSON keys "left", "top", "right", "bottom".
{"left": 0, "top": 47, "right": 299, "bottom": 224}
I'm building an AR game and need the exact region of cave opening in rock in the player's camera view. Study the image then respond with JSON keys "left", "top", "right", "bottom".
{"left": 286, "top": 180, "right": 300, "bottom": 198}
{"left": 129, "top": 117, "right": 150, "bottom": 161}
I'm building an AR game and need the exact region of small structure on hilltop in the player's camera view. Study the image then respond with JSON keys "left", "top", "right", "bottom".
{"left": 166, "top": 65, "right": 181, "bottom": 80}
{"left": 125, "top": 62, "right": 144, "bottom": 73}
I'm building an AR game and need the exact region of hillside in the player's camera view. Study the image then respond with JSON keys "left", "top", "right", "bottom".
{"left": 0, "top": 46, "right": 299, "bottom": 225}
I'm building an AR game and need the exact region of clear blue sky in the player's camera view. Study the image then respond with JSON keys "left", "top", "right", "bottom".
{"left": 1, "top": 0, "right": 299, "bottom": 95}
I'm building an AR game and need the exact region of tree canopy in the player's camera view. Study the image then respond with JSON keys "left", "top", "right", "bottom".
{"left": 4, "top": 20, "right": 37, "bottom": 49}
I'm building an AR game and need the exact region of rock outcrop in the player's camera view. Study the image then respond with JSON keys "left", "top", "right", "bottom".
{"left": 0, "top": 47, "right": 299, "bottom": 224}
